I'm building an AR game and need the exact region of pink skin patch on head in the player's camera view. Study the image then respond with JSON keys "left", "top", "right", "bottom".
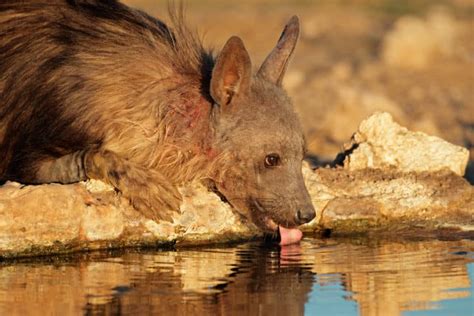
{"left": 279, "top": 226, "right": 303, "bottom": 246}
{"left": 205, "top": 147, "right": 218, "bottom": 159}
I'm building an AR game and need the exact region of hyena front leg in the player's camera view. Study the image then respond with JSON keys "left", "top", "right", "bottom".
{"left": 33, "top": 148, "right": 181, "bottom": 222}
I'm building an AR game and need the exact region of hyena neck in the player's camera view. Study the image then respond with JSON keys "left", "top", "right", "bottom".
{"left": 146, "top": 78, "right": 219, "bottom": 185}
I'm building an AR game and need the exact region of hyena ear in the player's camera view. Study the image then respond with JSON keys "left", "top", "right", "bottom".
{"left": 210, "top": 36, "right": 252, "bottom": 106}
{"left": 257, "top": 16, "right": 300, "bottom": 86}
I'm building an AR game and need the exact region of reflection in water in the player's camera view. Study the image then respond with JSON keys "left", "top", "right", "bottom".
{"left": 306, "top": 240, "right": 473, "bottom": 316}
{"left": 0, "top": 238, "right": 472, "bottom": 315}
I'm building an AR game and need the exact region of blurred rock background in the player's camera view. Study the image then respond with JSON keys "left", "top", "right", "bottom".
{"left": 124, "top": 0, "right": 474, "bottom": 181}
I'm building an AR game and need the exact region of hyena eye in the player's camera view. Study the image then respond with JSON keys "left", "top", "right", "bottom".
{"left": 264, "top": 154, "right": 280, "bottom": 167}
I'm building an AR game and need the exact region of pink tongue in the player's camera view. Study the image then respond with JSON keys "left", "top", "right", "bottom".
{"left": 278, "top": 226, "right": 303, "bottom": 246}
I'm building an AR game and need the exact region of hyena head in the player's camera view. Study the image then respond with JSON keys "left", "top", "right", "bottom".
{"left": 208, "top": 16, "right": 315, "bottom": 232}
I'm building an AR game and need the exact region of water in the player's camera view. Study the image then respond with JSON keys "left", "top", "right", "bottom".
{"left": 0, "top": 237, "right": 472, "bottom": 316}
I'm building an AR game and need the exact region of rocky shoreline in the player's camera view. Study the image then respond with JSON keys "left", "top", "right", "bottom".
{"left": 0, "top": 113, "right": 472, "bottom": 258}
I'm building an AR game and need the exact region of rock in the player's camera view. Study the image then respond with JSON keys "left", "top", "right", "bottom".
{"left": 303, "top": 167, "right": 474, "bottom": 235}
{"left": 0, "top": 181, "right": 258, "bottom": 258}
{"left": 0, "top": 112, "right": 472, "bottom": 258}
{"left": 341, "top": 112, "right": 469, "bottom": 176}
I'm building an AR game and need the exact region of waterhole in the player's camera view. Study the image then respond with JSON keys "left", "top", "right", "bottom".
{"left": 0, "top": 237, "right": 472, "bottom": 315}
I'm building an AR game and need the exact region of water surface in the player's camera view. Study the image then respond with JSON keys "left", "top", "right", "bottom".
{"left": 0, "top": 237, "right": 472, "bottom": 315}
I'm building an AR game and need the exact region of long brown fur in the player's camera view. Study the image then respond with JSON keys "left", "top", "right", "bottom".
{"left": 0, "top": 0, "right": 315, "bottom": 230}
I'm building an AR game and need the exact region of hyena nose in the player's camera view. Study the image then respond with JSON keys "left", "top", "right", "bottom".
{"left": 296, "top": 208, "right": 316, "bottom": 225}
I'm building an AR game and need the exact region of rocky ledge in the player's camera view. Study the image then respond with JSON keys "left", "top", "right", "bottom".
{"left": 0, "top": 112, "right": 472, "bottom": 258}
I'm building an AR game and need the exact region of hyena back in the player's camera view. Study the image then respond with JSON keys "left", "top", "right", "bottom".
{"left": 0, "top": 0, "right": 315, "bottom": 233}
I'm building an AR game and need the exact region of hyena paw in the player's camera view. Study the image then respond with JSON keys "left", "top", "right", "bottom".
{"left": 85, "top": 149, "right": 182, "bottom": 222}
{"left": 126, "top": 172, "right": 182, "bottom": 222}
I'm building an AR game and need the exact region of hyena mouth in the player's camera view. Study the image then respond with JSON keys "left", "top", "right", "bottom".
{"left": 253, "top": 200, "right": 303, "bottom": 246}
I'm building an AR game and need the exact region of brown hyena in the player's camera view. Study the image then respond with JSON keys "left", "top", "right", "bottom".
{"left": 0, "top": 0, "right": 315, "bottom": 244}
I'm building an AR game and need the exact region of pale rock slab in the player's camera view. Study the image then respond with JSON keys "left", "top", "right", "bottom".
{"left": 342, "top": 112, "right": 469, "bottom": 176}
{"left": 303, "top": 167, "right": 473, "bottom": 233}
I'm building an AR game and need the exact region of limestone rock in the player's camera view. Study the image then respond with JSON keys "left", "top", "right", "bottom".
{"left": 0, "top": 181, "right": 258, "bottom": 258}
{"left": 341, "top": 112, "right": 469, "bottom": 176}
{"left": 303, "top": 167, "right": 474, "bottom": 234}
{"left": 0, "top": 182, "right": 84, "bottom": 253}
